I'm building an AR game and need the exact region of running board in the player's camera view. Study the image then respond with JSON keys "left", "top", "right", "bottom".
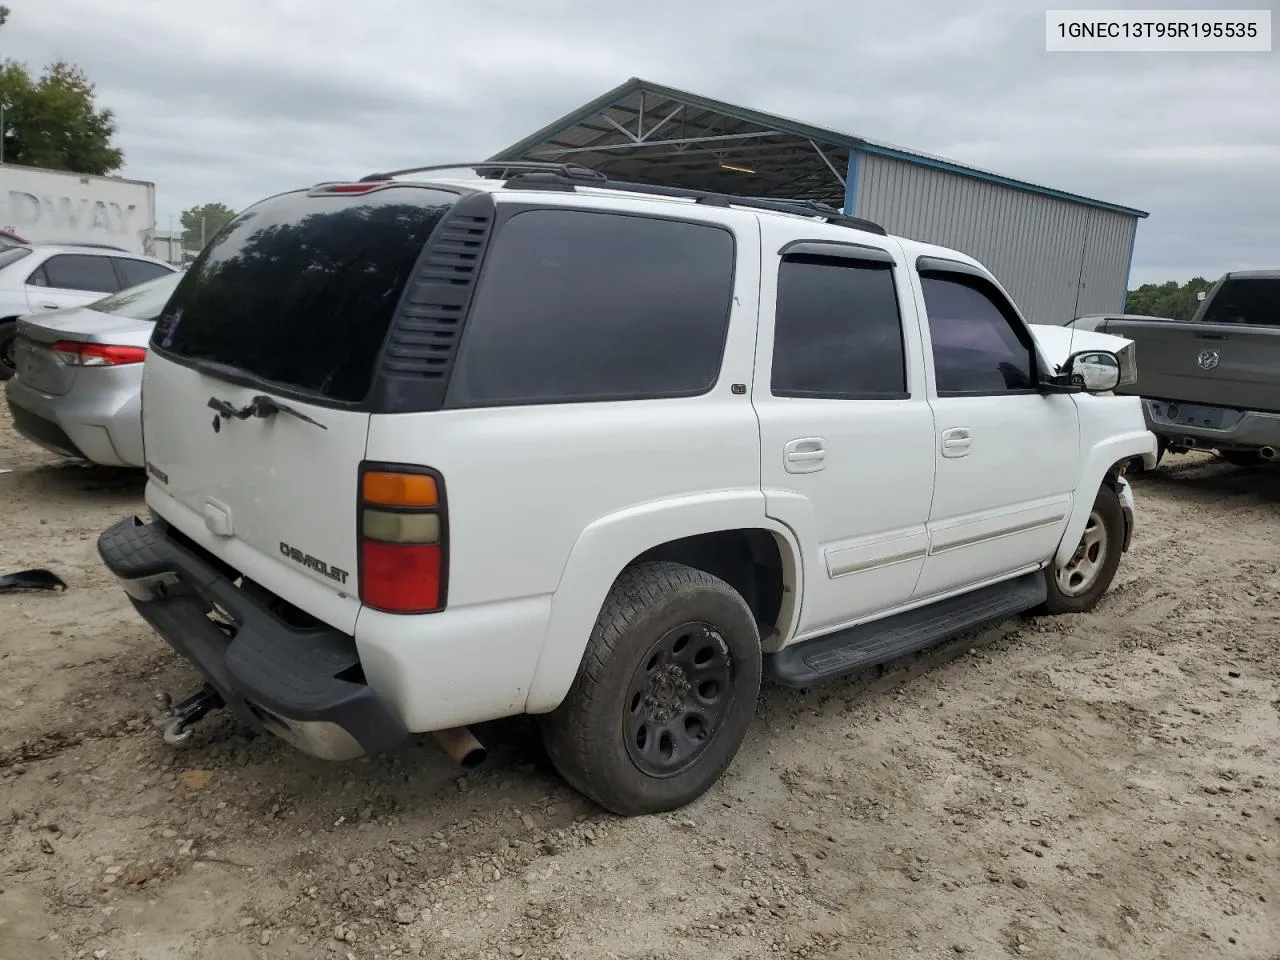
{"left": 765, "top": 572, "right": 1046, "bottom": 688}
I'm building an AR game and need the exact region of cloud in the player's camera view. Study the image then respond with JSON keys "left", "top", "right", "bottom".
{"left": 6, "top": 0, "right": 1276, "bottom": 284}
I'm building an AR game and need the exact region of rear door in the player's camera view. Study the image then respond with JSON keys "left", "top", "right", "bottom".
{"left": 25, "top": 253, "right": 121, "bottom": 313}
{"left": 753, "top": 224, "right": 936, "bottom": 639}
{"left": 142, "top": 184, "right": 460, "bottom": 634}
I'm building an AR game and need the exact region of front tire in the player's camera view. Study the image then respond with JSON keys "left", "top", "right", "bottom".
{"left": 541, "top": 561, "right": 762, "bottom": 816}
{"left": 1039, "top": 483, "right": 1125, "bottom": 615}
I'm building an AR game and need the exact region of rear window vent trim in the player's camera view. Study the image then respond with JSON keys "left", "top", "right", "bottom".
{"left": 369, "top": 192, "right": 499, "bottom": 411}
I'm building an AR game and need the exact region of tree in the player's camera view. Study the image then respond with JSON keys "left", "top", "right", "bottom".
{"left": 0, "top": 7, "right": 10, "bottom": 28}
{"left": 180, "top": 202, "right": 238, "bottom": 251}
{"left": 0, "top": 58, "right": 123, "bottom": 173}
{"left": 1124, "top": 277, "right": 1215, "bottom": 321}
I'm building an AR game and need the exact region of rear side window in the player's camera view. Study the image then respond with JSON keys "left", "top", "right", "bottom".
{"left": 35, "top": 254, "right": 120, "bottom": 293}
{"left": 115, "top": 257, "right": 172, "bottom": 288}
{"left": 1200, "top": 278, "right": 1280, "bottom": 326}
{"left": 920, "top": 273, "right": 1036, "bottom": 395}
{"left": 153, "top": 187, "right": 458, "bottom": 404}
{"left": 446, "top": 209, "right": 735, "bottom": 406}
{"left": 771, "top": 254, "right": 907, "bottom": 399}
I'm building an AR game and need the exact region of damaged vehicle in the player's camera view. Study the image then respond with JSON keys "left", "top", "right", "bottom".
{"left": 98, "top": 163, "right": 1156, "bottom": 815}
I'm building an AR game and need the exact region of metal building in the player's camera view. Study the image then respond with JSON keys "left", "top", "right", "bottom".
{"left": 491, "top": 78, "right": 1149, "bottom": 324}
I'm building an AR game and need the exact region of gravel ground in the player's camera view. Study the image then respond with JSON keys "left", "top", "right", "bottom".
{"left": 1, "top": 405, "right": 1278, "bottom": 960}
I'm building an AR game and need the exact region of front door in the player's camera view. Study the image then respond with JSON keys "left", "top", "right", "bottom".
{"left": 25, "top": 253, "right": 121, "bottom": 313}
{"left": 910, "top": 260, "right": 1079, "bottom": 600}
{"left": 754, "top": 225, "right": 935, "bottom": 640}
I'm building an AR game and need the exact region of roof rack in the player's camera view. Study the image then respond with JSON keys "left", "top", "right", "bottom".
{"left": 501, "top": 171, "right": 887, "bottom": 236}
{"left": 358, "top": 161, "right": 607, "bottom": 184}
{"left": 355, "top": 161, "right": 888, "bottom": 235}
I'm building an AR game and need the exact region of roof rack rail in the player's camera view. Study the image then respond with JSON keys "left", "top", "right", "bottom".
{"left": 358, "top": 161, "right": 607, "bottom": 184}
{"left": 499, "top": 173, "right": 887, "bottom": 236}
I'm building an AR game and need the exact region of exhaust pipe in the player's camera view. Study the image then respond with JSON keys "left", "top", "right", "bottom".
{"left": 430, "top": 726, "right": 487, "bottom": 769}
{"left": 1260, "top": 446, "right": 1276, "bottom": 461}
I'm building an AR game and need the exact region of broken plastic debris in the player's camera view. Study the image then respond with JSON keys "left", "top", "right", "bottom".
{"left": 0, "top": 569, "right": 67, "bottom": 593}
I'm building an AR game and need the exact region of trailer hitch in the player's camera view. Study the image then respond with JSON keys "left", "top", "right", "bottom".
{"left": 152, "top": 686, "right": 224, "bottom": 746}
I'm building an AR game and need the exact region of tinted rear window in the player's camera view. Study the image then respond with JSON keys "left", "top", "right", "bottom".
{"left": 447, "top": 209, "right": 735, "bottom": 406}
{"left": 1201, "top": 278, "right": 1280, "bottom": 327}
{"left": 153, "top": 186, "right": 457, "bottom": 403}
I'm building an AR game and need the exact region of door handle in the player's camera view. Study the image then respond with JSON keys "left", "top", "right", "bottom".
{"left": 38, "top": 302, "right": 60, "bottom": 310}
{"left": 940, "top": 427, "right": 972, "bottom": 458}
{"left": 784, "top": 437, "right": 827, "bottom": 474}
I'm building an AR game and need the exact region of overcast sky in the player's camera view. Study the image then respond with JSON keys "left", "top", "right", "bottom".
{"left": 6, "top": 0, "right": 1277, "bottom": 286}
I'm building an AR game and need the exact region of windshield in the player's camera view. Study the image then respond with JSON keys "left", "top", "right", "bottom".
{"left": 0, "top": 246, "right": 32, "bottom": 269}
{"left": 91, "top": 271, "right": 182, "bottom": 320}
{"left": 1200, "top": 278, "right": 1280, "bottom": 327}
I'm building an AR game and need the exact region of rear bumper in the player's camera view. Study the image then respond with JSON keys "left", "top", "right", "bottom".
{"left": 1142, "top": 398, "right": 1280, "bottom": 450}
{"left": 97, "top": 516, "right": 406, "bottom": 760}
{"left": 4, "top": 371, "right": 144, "bottom": 468}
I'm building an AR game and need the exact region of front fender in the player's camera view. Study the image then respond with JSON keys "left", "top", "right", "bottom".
{"left": 1054, "top": 428, "right": 1156, "bottom": 568}
{"left": 522, "top": 490, "right": 802, "bottom": 714}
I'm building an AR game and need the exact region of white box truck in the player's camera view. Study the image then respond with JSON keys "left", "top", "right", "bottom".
{"left": 0, "top": 162, "right": 157, "bottom": 256}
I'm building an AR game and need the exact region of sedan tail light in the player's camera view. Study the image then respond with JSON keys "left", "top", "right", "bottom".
{"left": 52, "top": 341, "right": 148, "bottom": 366}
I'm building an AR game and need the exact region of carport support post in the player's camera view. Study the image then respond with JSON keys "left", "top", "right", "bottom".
{"left": 842, "top": 150, "right": 861, "bottom": 216}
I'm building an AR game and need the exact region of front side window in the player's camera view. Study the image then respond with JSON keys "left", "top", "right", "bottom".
{"left": 921, "top": 273, "right": 1036, "bottom": 395}
{"left": 447, "top": 209, "right": 736, "bottom": 406}
{"left": 35, "top": 254, "right": 120, "bottom": 294}
{"left": 771, "top": 254, "right": 907, "bottom": 399}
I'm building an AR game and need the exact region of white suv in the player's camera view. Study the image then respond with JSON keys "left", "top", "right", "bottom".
{"left": 98, "top": 163, "right": 1156, "bottom": 815}
{"left": 0, "top": 243, "right": 175, "bottom": 379}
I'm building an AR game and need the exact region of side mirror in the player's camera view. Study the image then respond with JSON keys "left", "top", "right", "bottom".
{"left": 1063, "top": 350, "right": 1121, "bottom": 394}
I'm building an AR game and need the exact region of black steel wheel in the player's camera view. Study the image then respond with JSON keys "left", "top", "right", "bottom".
{"left": 624, "top": 621, "right": 733, "bottom": 778}
{"left": 541, "top": 561, "right": 762, "bottom": 816}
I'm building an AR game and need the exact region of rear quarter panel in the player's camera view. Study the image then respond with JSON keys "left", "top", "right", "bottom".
{"left": 357, "top": 207, "right": 767, "bottom": 720}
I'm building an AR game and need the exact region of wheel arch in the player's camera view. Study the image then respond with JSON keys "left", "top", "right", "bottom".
{"left": 523, "top": 493, "right": 803, "bottom": 714}
{"left": 1054, "top": 430, "right": 1153, "bottom": 568}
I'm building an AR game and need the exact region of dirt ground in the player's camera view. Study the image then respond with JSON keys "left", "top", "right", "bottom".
{"left": 1, "top": 406, "right": 1277, "bottom": 960}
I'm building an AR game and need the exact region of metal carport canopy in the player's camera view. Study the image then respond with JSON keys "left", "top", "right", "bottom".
{"left": 489, "top": 77, "right": 1148, "bottom": 220}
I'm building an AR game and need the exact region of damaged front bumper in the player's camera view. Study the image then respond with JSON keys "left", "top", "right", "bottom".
{"left": 97, "top": 516, "right": 406, "bottom": 760}
{"left": 1116, "top": 474, "right": 1135, "bottom": 553}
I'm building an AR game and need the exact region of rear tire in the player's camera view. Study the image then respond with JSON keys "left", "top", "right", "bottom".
{"left": 0, "top": 318, "right": 17, "bottom": 381}
{"left": 1220, "top": 449, "right": 1268, "bottom": 467}
{"left": 1039, "top": 484, "right": 1125, "bottom": 615}
{"left": 540, "top": 561, "right": 762, "bottom": 816}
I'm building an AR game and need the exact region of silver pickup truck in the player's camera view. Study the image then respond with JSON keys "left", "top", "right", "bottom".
{"left": 1071, "top": 270, "right": 1280, "bottom": 466}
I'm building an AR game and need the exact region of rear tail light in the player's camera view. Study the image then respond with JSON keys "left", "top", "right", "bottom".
{"left": 52, "top": 341, "right": 148, "bottom": 366}
{"left": 358, "top": 464, "right": 447, "bottom": 613}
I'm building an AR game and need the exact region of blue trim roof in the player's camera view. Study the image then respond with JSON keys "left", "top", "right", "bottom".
{"left": 491, "top": 78, "right": 1149, "bottom": 220}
